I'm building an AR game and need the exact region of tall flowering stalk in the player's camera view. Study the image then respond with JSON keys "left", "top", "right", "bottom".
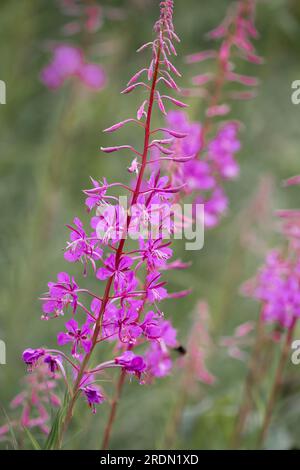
{"left": 187, "top": 0, "right": 261, "bottom": 144}
{"left": 233, "top": 175, "right": 300, "bottom": 447}
{"left": 162, "top": 0, "right": 262, "bottom": 229}
{"left": 100, "top": 0, "right": 190, "bottom": 449}
{"left": 0, "top": 365, "right": 61, "bottom": 445}
{"left": 22, "top": 0, "right": 191, "bottom": 449}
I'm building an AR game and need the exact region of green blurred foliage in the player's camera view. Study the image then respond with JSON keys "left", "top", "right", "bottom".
{"left": 1, "top": 0, "right": 300, "bottom": 450}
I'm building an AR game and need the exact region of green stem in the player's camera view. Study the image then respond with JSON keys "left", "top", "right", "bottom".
{"left": 257, "top": 318, "right": 296, "bottom": 448}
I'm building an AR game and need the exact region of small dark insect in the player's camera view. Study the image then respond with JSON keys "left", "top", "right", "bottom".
{"left": 173, "top": 345, "right": 187, "bottom": 356}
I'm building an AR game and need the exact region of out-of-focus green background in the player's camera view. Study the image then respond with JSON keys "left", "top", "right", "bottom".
{"left": 1, "top": 0, "right": 300, "bottom": 450}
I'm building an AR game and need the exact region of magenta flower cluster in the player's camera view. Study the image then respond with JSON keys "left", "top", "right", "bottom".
{"left": 243, "top": 175, "right": 300, "bottom": 331}
{"left": 165, "top": 111, "right": 240, "bottom": 227}
{"left": 0, "top": 365, "right": 61, "bottom": 438}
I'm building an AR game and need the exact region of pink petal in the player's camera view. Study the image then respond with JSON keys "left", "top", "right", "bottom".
{"left": 206, "top": 104, "right": 230, "bottom": 117}
{"left": 121, "top": 82, "right": 147, "bottom": 94}
{"left": 186, "top": 50, "right": 217, "bottom": 64}
{"left": 191, "top": 73, "right": 214, "bottom": 86}
{"left": 127, "top": 69, "right": 147, "bottom": 86}
{"left": 161, "top": 95, "right": 188, "bottom": 108}
{"left": 103, "top": 119, "right": 136, "bottom": 133}
{"left": 96, "top": 267, "right": 113, "bottom": 280}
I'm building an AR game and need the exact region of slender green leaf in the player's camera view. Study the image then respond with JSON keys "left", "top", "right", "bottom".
{"left": 23, "top": 427, "right": 41, "bottom": 450}
{"left": 43, "top": 392, "right": 69, "bottom": 450}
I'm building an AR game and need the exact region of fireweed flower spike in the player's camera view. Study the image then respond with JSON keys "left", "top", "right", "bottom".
{"left": 186, "top": 0, "right": 261, "bottom": 134}
{"left": 0, "top": 365, "right": 61, "bottom": 441}
{"left": 241, "top": 252, "right": 299, "bottom": 447}
{"left": 232, "top": 177, "right": 300, "bottom": 447}
{"left": 23, "top": 0, "right": 191, "bottom": 449}
{"left": 161, "top": 0, "right": 262, "bottom": 228}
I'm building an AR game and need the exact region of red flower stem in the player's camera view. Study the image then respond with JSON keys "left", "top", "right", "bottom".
{"left": 200, "top": 57, "right": 227, "bottom": 151}
{"left": 257, "top": 318, "right": 297, "bottom": 448}
{"left": 101, "top": 289, "right": 148, "bottom": 450}
{"left": 101, "top": 368, "right": 127, "bottom": 450}
{"left": 56, "top": 47, "right": 161, "bottom": 450}
{"left": 231, "top": 307, "right": 265, "bottom": 448}
{"left": 101, "top": 47, "right": 163, "bottom": 447}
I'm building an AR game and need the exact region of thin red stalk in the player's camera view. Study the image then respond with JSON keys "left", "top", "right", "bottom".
{"left": 200, "top": 55, "right": 227, "bottom": 150}
{"left": 231, "top": 307, "right": 265, "bottom": 448}
{"left": 101, "top": 369, "right": 126, "bottom": 450}
{"left": 56, "top": 46, "right": 161, "bottom": 450}
{"left": 101, "top": 278, "right": 149, "bottom": 449}
{"left": 198, "top": 0, "right": 251, "bottom": 152}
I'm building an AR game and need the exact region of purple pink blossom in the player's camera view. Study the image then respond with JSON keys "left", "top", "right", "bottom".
{"left": 0, "top": 365, "right": 61, "bottom": 439}
{"left": 40, "top": 45, "right": 106, "bottom": 91}
{"left": 165, "top": 110, "right": 240, "bottom": 227}
{"left": 242, "top": 250, "right": 300, "bottom": 329}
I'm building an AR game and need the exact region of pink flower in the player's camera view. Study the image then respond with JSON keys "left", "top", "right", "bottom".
{"left": 79, "top": 63, "right": 106, "bottom": 90}
{"left": 165, "top": 111, "right": 239, "bottom": 229}
{"left": 139, "top": 237, "right": 173, "bottom": 271}
{"left": 52, "top": 45, "right": 82, "bottom": 76}
{"left": 81, "top": 385, "right": 105, "bottom": 414}
{"left": 41, "top": 272, "right": 79, "bottom": 318}
{"left": 242, "top": 250, "right": 300, "bottom": 329}
{"left": 145, "top": 343, "right": 173, "bottom": 378}
{"left": 57, "top": 318, "right": 92, "bottom": 357}
{"left": 40, "top": 64, "right": 64, "bottom": 90}
{"left": 22, "top": 349, "right": 45, "bottom": 371}
{"left": 0, "top": 365, "right": 61, "bottom": 438}
{"left": 96, "top": 254, "right": 134, "bottom": 292}
{"left": 83, "top": 177, "right": 109, "bottom": 212}
{"left": 44, "top": 354, "right": 62, "bottom": 374}
{"left": 220, "top": 322, "right": 255, "bottom": 361}
{"left": 40, "top": 45, "right": 82, "bottom": 89}
{"left": 160, "top": 319, "right": 177, "bottom": 347}
{"left": 103, "top": 305, "right": 143, "bottom": 344}
{"left": 208, "top": 122, "right": 240, "bottom": 180}
{"left": 115, "top": 351, "right": 146, "bottom": 378}
{"left": 166, "top": 111, "right": 202, "bottom": 157}
{"left": 91, "top": 204, "right": 126, "bottom": 245}
{"left": 146, "top": 272, "right": 168, "bottom": 303}
{"left": 179, "top": 301, "right": 216, "bottom": 386}
{"left": 201, "top": 188, "right": 229, "bottom": 228}
{"left": 40, "top": 44, "right": 106, "bottom": 92}
{"left": 64, "top": 217, "right": 103, "bottom": 272}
